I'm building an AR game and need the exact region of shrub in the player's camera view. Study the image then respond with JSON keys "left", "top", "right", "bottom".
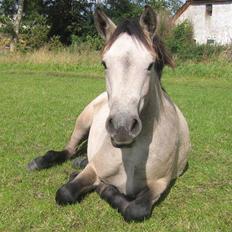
{"left": 157, "top": 10, "right": 173, "bottom": 40}
{"left": 164, "top": 20, "right": 225, "bottom": 62}
{"left": 47, "top": 36, "right": 64, "bottom": 51}
{"left": 223, "top": 44, "right": 232, "bottom": 61}
{"left": 165, "top": 20, "right": 194, "bottom": 55}
{"left": 84, "top": 35, "right": 103, "bottom": 50}
{"left": 19, "top": 15, "right": 49, "bottom": 50}
{"left": 71, "top": 35, "right": 103, "bottom": 51}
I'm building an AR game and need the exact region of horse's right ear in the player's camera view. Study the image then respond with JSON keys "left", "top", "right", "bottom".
{"left": 94, "top": 7, "right": 116, "bottom": 41}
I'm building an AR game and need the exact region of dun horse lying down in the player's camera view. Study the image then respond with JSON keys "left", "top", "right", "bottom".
{"left": 28, "top": 6, "right": 190, "bottom": 222}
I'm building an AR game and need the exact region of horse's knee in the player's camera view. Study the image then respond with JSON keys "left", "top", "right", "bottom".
{"left": 28, "top": 150, "right": 69, "bottom": 171}
{"left": 56, "top": 165, "right": 97, "bottom": 205}
{"left": 123, "top": 199, "right": 152, "bottom": 222}
{"left": 55, "top": 182, "right": 80, "bottom": 205}
{"left": 98, "top": 185, "right": 118, "bottom": 200}
{"left": 69, "top": 171, "right": 80, "bottom": 182}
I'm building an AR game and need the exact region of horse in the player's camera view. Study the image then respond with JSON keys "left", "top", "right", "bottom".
{"left": 28, "top": 6, "right": 191, "bottom": 222}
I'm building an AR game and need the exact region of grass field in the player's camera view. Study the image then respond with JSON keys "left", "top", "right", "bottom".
{"left": 0, "top": 59, "right": 232, "bottom": 231}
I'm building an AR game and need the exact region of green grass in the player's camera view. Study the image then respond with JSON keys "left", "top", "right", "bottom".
{"left": 0, "top": 61, "right": 231, "bottom": 231}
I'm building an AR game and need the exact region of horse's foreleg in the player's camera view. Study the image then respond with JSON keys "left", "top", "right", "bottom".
{"left": 122, "top": 178, "right": 169, "bottom": 222}
{"left": 95, "top": 180, "right": 169, "bottom": 222}
{"left": 56, "top": 164, "right": 97, "bottom": 205}
{"left": 27, "top": 102, "right": 94, "bottom": 171}
{"left": 96, "top": 183, "right": 130, "bottom": 213}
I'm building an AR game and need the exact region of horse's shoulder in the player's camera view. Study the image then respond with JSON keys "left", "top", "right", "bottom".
{"left": 92, "top": 92, "right": 108, "bottom": 112}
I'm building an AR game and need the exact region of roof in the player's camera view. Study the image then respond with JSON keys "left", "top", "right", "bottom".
{"left": 173, "top": 0, "right": 232, "bottom": 21}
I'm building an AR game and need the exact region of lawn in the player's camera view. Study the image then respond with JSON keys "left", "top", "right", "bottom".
{"left": 0, "top": 61, "right": 231, "bottom": 231}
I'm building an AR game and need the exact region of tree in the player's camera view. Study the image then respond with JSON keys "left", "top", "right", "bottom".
{"left": 166, "top": 0, "right": 182, "bottom": 14}
{"left": 0, "top": 0, "right": 17, "bottom": 16}
{"left": 43, "top": 0, "right": 95, "bottom": 44}
{"left": 0, "top": 0, "right": 25, "bottom": 51}
{"left": 11, "top": 0, "right": 24, "bottom": 51}
{"left": 103, "top": 0, "right": 141, "bottom": 23}
{"left": 140, "top": 0, "right": 182, "bottom": 13}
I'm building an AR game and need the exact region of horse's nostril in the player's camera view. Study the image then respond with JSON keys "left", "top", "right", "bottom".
{"left": 130, "top": 118, "right": 139, "bottom": 134}
{"left": 109, "top": 118, "right": 113, "bottom": 127}
{"left": 106, "top": 117, "right": 115, "bottom": 133}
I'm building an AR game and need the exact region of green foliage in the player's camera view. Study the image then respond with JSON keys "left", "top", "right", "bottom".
{"left": 0, "top": 0, "right": 229, "bottom": 63}
{"left": 44, "top": 0, "right": 95, "bottom": 44}
{"left": 166, "top": 20, "right": 194, "bottom": 54}
{"left": 165, "top": 0, "right": 182, "bottom": 14}
{"left": 144, "top": 0, "right": 167, "bottom": 11}
{"left": 0, "top": 0, "right": 184, "bottom": 49}
{"left": 71, "top": 34, "right": 103, "bottom": 51}
{"left": 0, "top": 0, "right": 17, "bottom": 16}
{"left": 47, "top": 35, "right": 63, "bottom": 51}
{"left": 143, "top": 0, "right": 182, "bottom": 13}
{"left": 0, "top": 15, "right": 15, "bottom": 36}
{"left": 19, "top": 14, "right": 49, "bottom": 50}
{"left": 224, "top": 44, "right": 232, "bottom": 61}
{"left": 165, "top": 20, "right": 225, "bottom": 61}
{"left": 103, "top": 0, "right": 141, "bottom": 23}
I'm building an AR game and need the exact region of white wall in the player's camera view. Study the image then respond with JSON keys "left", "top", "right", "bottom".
{"left": 176, "top": 3, "right": 232, "bottom": 45}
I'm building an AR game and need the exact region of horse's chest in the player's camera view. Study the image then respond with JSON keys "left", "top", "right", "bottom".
{"left": 92, "top": 150, "right": 147, "bottom": 196}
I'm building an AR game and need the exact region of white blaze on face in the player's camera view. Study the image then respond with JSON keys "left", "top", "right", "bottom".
{"left": 103, "top": 33, "right": 154, "bottom": 113}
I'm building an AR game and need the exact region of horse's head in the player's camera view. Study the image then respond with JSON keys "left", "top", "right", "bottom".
{"left": 94, "top": 6, "right": 171, "bottom": 147}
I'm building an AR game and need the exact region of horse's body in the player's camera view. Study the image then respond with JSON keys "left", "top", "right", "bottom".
{"left": 28, "top": 6, "right": 190, "bottom": 221}
{"left": 87, "top": 88, "right": 189, "bottom": 198}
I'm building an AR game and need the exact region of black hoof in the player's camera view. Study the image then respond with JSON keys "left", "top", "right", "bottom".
{"left": 55, "top": 183, "right": 79, "bottom": 205}
{"left": 72, "top": 157, "right": 88, "bottom": 169}
{"left": 27, "top": 150, "right": 68, "bottom": 171}
{"left": 27, "top": 156, "right": 43, "bottom": 171}
{"left": 123, "top": 201, "right": 151, "bottom": 222}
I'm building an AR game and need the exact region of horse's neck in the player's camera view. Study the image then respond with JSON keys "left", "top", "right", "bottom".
{"left": 142, "top": 71, "right": 164, "bottom": 123}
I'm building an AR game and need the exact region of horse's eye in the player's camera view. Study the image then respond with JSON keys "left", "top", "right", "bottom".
{"left": 102, "top": 61, "right": 107, "bottom": 69}
{"left": 147, "top": 62, "right": 154, "bottom": 71}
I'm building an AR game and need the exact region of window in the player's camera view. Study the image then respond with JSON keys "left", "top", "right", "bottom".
{"left": 207, "top": 39, "right": 215, "bottom": 45}
{"left": 206, "top": 4, "right": 213, "bottom": 16}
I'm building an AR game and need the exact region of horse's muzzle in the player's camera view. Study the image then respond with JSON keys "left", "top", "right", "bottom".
{"left": 106, "top": 114, "right": 142, "bottom": 147}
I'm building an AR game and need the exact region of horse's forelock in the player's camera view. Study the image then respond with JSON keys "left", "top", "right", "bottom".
{"left": 103, "top": 19, "right": 174, "bottom": 79}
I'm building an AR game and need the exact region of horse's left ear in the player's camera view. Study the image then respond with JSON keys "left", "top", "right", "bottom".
{"left": 139, "top": 5, "right": 157, "bottom": 38}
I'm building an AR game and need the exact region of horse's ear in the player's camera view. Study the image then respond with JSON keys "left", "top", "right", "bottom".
{"left": 94, "top": 7, "right": 116, "bottom": 41}
{"left": 139, "top": 5, "right": 157, "bottom": 38}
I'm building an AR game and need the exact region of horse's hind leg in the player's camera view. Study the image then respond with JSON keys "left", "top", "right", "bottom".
{"left": 56, "top": 164, "right": 97, "bottom": 205}
{"left": 27, "top": 101, "right": 94, "bottom": 171}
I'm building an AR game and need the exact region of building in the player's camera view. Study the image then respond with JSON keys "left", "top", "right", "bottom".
{"left": 174, "top": 0, "right": 232, "bottom": 45}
